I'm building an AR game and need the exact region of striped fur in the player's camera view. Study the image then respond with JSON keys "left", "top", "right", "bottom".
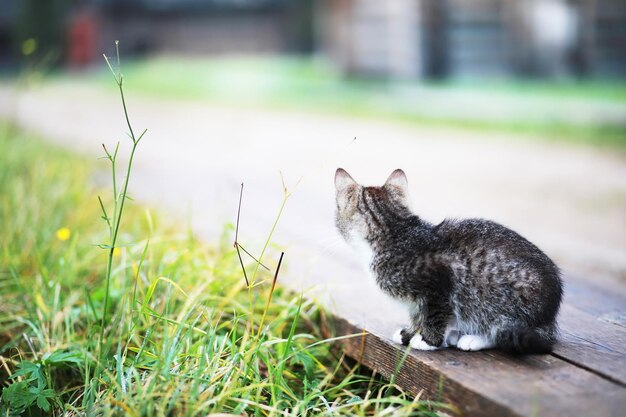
{"left": 335, "top": 168, "right": 562, "bottom": 354}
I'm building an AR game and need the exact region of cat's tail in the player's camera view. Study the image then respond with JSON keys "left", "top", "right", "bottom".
{"left": 495, "top": 325, "right": 556, "bottom": 354}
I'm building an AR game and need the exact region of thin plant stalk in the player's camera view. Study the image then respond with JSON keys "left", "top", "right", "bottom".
{"left": 96, "top": 41, "right": 146, "bottom": 371}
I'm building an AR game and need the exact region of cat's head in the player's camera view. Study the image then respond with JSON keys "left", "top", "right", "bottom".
{"left": 334, "top": 168, "right": 412, "bottom": 245}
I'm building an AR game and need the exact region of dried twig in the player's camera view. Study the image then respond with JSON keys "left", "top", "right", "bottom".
{"left": 234, "top": 182, "right": 270, "bottom": 287}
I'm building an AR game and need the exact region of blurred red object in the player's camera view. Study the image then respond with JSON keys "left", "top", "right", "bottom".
{"left": 67, "top": 9, "right": 99, "bottom": 67}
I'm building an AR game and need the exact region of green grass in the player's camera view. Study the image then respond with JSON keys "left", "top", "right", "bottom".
{"left": 0, "top": 124, "right": 451, "bottom": 416}
{"left": 68, "top": 56, "right": 626, "bottom": 149}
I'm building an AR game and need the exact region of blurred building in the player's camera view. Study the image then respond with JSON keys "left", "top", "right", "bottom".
{"left": 0, "top": 0, "right": 313, "bottom": 69}
{"left": 1, "top": 0, "right": 624, "bottom": 80}
{"left": 320, "top": 0, "right": 626, "bottom": 79}
{"left": 97, "top": 0, "right": 314, "bottom": 57}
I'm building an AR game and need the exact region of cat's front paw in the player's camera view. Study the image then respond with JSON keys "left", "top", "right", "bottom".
{"left": 456, "top": 335, "right": 495, "bottom": 351}
{"left": 392, "top": 328, "right": 404, "bottom": 344}
{"left": 409, "top": 334, "right": 438, "bottom": 351}
{"left": 392, "top": 328, "right": 412, "bottom": 345}
{"left": 393, "top": 327, "right": 416, "bottom": 345}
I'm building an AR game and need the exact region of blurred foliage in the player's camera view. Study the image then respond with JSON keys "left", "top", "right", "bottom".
{"left": 15, "top": 0, "right": 69, "bottom": 68}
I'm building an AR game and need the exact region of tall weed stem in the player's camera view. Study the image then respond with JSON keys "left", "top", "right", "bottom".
{"left": 97, "top": 41, "right": 146, "bottom": 372}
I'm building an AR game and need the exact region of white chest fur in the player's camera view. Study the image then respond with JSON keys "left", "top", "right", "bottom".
{"left": 348, "top": 232, "right": 418, "bottom": 312}
{"left": 348, "top": 231, "right": 374, "bottom": 270}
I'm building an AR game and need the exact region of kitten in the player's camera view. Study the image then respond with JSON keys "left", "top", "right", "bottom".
{"left": 334, "top": 168, "right": 562, "bottom": 353}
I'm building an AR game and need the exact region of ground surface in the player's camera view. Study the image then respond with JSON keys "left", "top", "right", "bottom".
{"left": 2, "top": 81, "right": 625, "bottom": 416}
{"left": 1, "top": 82, "right": 624, "bottom": 292}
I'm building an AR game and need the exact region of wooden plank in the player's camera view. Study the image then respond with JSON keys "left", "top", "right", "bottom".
{"left": 325, "top": 317, "right": 514, "bottom": 417}
{"left": 551, "top": 274, "right": 626, "bottom": 385}
{"left": 563, "top": 274, "right": 626, "bottom": 318}
{"left": 284, "top": 248, "right": 626, "bottom": 416}
{"left": 325, "top": 315, "right": 626, "bottom": 417}
{"left": 312, "top": 267, "right": 626, "bottom": 417}
{"left": 554, "top": 303, "right": 626, "bottom": 385}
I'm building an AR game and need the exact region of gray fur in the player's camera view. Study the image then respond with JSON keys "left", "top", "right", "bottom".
{"left": 334, "top": 168, "right": 563, "bottom": 353}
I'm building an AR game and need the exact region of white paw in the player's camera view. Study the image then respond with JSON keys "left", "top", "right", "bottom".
{"left": 409, "top": 334, "right": 437, "bottom": 351}
{"left": 392, "top": 328, "right": 404, "bottom": 344}
{"left": 456, "top": 335, "right": 494, "bottom": 351}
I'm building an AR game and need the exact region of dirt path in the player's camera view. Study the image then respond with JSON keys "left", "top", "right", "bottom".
{"left": 1, "top": 82, "right": 625, "bottom": 313}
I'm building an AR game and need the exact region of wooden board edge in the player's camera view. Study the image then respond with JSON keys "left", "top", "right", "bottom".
{"left": 321, "top": 313, "right": 522, "bottom": 417}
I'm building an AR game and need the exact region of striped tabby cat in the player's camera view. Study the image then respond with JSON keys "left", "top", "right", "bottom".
{"left": 334, "top": 168, "right": 562, "bottom": 353}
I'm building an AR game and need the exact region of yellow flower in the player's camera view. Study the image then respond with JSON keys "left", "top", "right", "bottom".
{"left": 56, "top": 227, "right": 71, "bottom": 241}
{"left": 21, "top": 38, "right": 37, "bottom": 56}
{"left": 113, "top": 247, "right": 121, "bottom": 257}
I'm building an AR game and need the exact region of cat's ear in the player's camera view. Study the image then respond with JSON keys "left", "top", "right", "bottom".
{"left": 384, "top": 169, "right": 408, "bottom": 191}
{"left": 335, "top": 168, "right": 357, "bottom": 193}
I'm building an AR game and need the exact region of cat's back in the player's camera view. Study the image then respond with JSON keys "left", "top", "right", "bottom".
{"left": 435, "top": 218, "right": 549, "bottom": 260}
{"left": 434, "top": 219, "right": 561, "bottom": 290}
{"left": 434, "top": 217, "right": 562, "bottom": 324}
{"left": 433, "top": 218, "right": 561, "bottom": 285}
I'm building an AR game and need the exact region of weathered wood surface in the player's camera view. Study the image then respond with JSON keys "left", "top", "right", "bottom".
{"left": 554, "top": 275, "right": 626, "bottom": 385}
{"left": 316, "top": 272, "right": 626, "bottom": 417}
{"left": 555, "top": 304, "right": 626, "bottom": 385}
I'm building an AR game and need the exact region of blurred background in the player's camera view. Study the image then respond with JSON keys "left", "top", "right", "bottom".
{"left": 0, "top": 0, "right": 626, "bottom": 80}
{"left": 2, "top": 0, "right": 626, "bottom": 77}
{"left": 0, "top": 0, "right": 625, "bottom": 299}
{"left": 1, "top": 0, "right": 625, "bottom": 144}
